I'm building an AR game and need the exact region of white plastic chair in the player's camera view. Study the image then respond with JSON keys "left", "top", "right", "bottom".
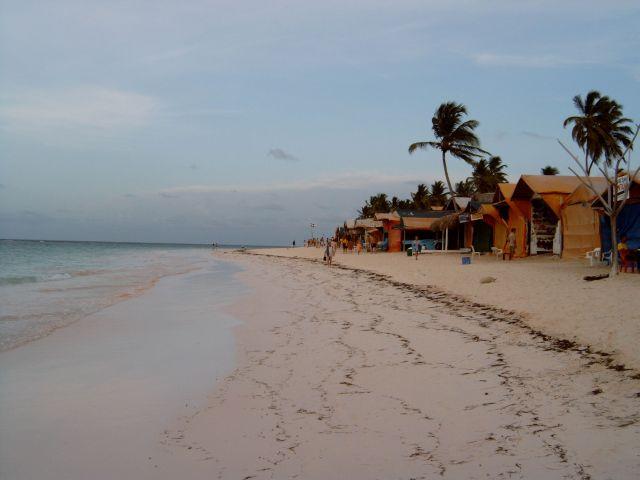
{"left": 470, "top": 245, "right": 481, "bottom": 257}
{"left": 585, "top": 247, "right": 601, "bottom": 266}
{"left": 491, "top": 246, "right": 503, "bottom": 259}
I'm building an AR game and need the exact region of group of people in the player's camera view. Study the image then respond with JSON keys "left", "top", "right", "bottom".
{"left": 305, "top": 237, "right": 327, "bottom": 248}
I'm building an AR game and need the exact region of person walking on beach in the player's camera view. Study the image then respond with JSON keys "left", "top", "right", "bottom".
{"left": 325, "top": 239, "right": 334, "bottom": 266}
{"left": 412, "top": 236, "right": 420, "bottom": 260}
{"left": 292, "top": 240, "right": 296, "bottom": 248}
{"left": 504, "top": 228, "right": 516, "bottom": 261}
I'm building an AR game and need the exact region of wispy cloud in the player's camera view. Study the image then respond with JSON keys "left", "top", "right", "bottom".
{"left": 0, "top": 86, "right": 158, "bottom": 139}
{"left": 268, "top": 148, "right": 300, "bottom": 163}
{"left": 157, "top": 171, "right": 435, "bottom": 196}
{"left": 472, "top": 52, "right": 596, "bottom": 68}
{"left": 159, "top": 192, "right": 180, "bottom": 199}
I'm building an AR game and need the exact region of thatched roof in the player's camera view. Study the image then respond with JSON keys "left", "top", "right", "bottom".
{"left": 402, "top": 217, "right": 440, "bottom": 230}
{"left": 431, "top": 213, "right": 460, "bottom": 231}
{"left": 374, "top": 211, "right": 400, "bottom": 221}
{"left": 355, "top": 218, "right": 383, "bottom": 229}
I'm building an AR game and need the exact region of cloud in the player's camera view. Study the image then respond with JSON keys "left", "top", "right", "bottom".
{"left": 521, "top": 131, "right": 555, "bottom": 140}
{"left": 268, "top": 148, "right": 300, "bottom": 163}
{"left": 189, "top": 163, "right": 198, "bottom": 170}
{"left": 0, "top": 86, "right": 159, "bottom": 140}
{"left": 159, "top": 192, "right": 180, "bottom": 199}
{"left": 157, "top": 171, "right": 435, "bottom": 196}
{"left": 123, "top": 193, "right": 137, "bottom": 198}
{"left": 472, "top": 53, "right": 595, "bottom": 68}
{"left": 254, "top": 202, "right": 286, "bottom": 211}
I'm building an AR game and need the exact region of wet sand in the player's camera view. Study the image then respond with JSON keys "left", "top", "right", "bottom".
{"left": 164, "top": 252, "right": 640, "bottom": 479}
{"left": 0, "top": 264, "right": 242, "bottom": 480}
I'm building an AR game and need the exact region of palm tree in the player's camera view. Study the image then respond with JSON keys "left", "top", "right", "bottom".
{"left": 429, "top": 181, "right": 448, "bottom": 208}
{"left": 471, "top": 156, "right": 508, "bottom": 192}
{"left": 357, "top": 193, "right": 390, "bottom": 218}
{"left": 541, "top": 165, "right": 559, "bottom": 175}
{"left": 454, "top": 179, "right": 475, "bottom": 197}
{"left": 410, "top": 184, "right": 430, "bottom": 210}
{"left": 563, "top": 90, "right": 634, "bottom": 175}
{"left": 487, "top": 156, "right": 508, "bottom": 184}
{"left": 409, "top": 102, "right": 486, "bottom": 211}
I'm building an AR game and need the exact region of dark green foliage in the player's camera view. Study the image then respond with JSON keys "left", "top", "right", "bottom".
{"left": 563, "top": 90, "right": 634, "bottom": 175}
{"left": 409, "top": 102, "right": 486, "bottom": 208}
{"left": 471, "top": 156, "right": 508, "bottom": 192}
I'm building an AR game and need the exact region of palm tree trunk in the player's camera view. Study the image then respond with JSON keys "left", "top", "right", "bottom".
{"left": 441, "top": 150, "right": 458, "bottom": 212}
{"left": 585, "top": 151, "right": 590, "bottom": 176}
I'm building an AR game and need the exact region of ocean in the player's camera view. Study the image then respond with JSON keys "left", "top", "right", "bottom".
{"left": 0, "top": 239, "right": 233, "bottom": 351}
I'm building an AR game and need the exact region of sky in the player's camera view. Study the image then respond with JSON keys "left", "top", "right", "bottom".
{"left": 1, "top": 0, "right": 639, "bottom": 245}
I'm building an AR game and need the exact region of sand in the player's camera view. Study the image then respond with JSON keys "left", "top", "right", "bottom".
{"left": 3, "top": 250, "right": 639, "bottom": 479}
{"left": 164, "top": 252, "right": 640, "bottom": 479}
{"left": 0, "top": 266, "right": 241, "bottom": 480}
{"left": 251, "top": 247, "right": 640, "bottom": 370}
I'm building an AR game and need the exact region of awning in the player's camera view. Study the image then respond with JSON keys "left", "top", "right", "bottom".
{"left": 402, "top": 217, "right": 439, "bottom": 230}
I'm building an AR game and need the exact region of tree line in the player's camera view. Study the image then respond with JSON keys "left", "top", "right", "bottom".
{"left": 358, "top": 90, "right": 634, "bottom": 220}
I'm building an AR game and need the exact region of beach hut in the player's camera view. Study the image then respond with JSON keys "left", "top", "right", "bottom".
{"left": 375, "top": 211, "right": 402, "bottom": 252}
{"left": 560, "top": 177, "right": 608, "bottom": 258}
{"left": 354, "top": 218, "right": 384, "bottom": 248}
{"left": 461, "top": 200, "right": 502, "bottom": 253}
{"left": 492, "top": 183, "right": 527, "bottom": 258}
{"left": 397, "top": 210, "right": 451, "bottom": 251}
{"left": 511, "top": 176, "right": 583, "bottom": 255}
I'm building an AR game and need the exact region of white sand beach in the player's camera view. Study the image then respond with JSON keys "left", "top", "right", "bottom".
{"left": 252, "top": 247, "right": 640, "bottom": 370}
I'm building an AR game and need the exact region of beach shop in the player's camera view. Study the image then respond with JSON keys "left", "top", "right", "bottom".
{"left": 559, "top": 177, "right": 608, "bottom": 259}
{"left": 397, "top": 210, "right": 452, "bottom": 251}
{"left": 511, "top": 175, "right": 583, "bottom": 255}
{"left": 374, "top": 211, "right": 402, "bottom": 252}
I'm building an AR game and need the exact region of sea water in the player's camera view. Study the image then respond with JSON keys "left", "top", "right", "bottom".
{"left": 0, "top": 241, "right": 250, "bottom": 479}
{"left": 0, "top": 239, "right": 223, "bottom": 351}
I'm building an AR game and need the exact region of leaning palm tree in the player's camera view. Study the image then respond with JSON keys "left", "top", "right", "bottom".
{"left": 541, "top": 165, "right": 559, "bottom": 175}
{"left": 409, "top": 102, "right": 486, "bottom": 211}
{"left": 563, "top": 90, "right": 633, "bottom": 175}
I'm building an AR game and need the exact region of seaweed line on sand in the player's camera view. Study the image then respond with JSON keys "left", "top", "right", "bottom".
{"left": 238, "top": 251, "right": 639, "bottom": 381}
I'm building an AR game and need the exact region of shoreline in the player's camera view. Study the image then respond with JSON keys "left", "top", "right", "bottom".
{"left": 245, "top": 247, "right": 640, "bottom": 371}
{"left": 0, "top": 261, "right": 243, "bottom": 480}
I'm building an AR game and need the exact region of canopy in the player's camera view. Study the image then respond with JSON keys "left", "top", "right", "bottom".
{"left": 402, "top": 217, "right": 439, "bottom": 230}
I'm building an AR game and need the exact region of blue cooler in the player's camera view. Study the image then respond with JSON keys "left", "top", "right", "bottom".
{"left": 461, "top": 256, "right": 471, "bottom": 265}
